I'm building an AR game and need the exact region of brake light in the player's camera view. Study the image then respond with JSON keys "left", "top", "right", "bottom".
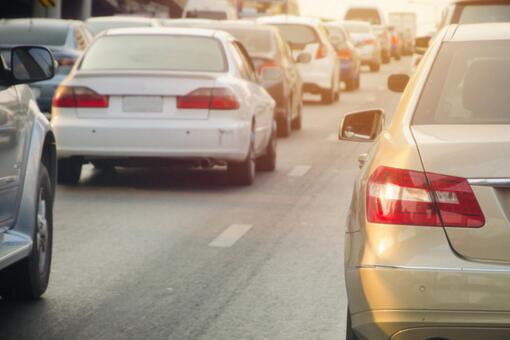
{"left": 362, "top": 38, "right": 375, "bottom": 46}
{"left": 316, "top": 43, "right": 328, "bottom": 59}
{"left": 367, "top": 166, "right": 485, "bottom": 228}
{"left": 177, "top": 88, "right": 239, "bottom": 110}
{"left": 338, "top": 48, "right": 352, "bottom": 60}
{"left": 391, "top": 34, "right": 399, "bottom": 46}
{"left": 52, "top": 86, "right": 109, "bottom": 108}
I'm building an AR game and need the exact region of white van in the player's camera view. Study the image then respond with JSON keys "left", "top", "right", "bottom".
{"left": 183, "top": 0, "right": 238, "bottom": 20}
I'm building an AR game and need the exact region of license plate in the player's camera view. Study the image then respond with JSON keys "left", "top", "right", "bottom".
{"left": 122, "top": 96, "right": 163, "bottom": 113}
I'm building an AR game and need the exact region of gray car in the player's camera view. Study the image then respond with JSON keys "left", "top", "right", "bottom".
{"left": 0, "top": 46, "right": 57, "bottom": 299}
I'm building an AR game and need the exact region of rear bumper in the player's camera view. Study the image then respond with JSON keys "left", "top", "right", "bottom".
{"left": 341, "top": 61, "right": 357, "bottom": 81}
{"left": 298, "top": 61, "right": 334, "bottom": 92}
{"left": 347, "top": 266, "right": 510, "bottom": 340}
{"left": 52, "top": 116, "right": 251, "bottom": 162}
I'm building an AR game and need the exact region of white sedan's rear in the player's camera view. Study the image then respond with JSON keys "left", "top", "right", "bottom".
{"left": 52, "top": 27, "right": 276, "bottom": 186}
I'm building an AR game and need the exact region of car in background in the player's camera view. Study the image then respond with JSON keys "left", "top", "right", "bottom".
{"left": 388, "top": 26, "right": 402, "bottom": 60}
{"left": 324, "top": 21, "right": 361, "bottom": 91}
{"left": 52, "top": 27, "right": 276, "bottom": 187}
{"left": 344, "top": 5, "right": 391, "bottom": 64}
{"left": 164, "top": 20, "right": 304, "bottom": 137}
{"left": 0, "top": 18, "right": 92, "bottom": 115}
{"left": 258, "top": 16, "right": 340, "bottom": 104}
{"left": 85, "top": 16, "right": 160, "bottom": 37}
{"left": 183, "top": 0, "right": 238, "bottom": 20}
{"left": 389, "top": 12, "right": 416, "bottom": 56}
{"left": 0, "top": 46, "right": 57, "bottom": 300}
{"left": 343, "top": 20, "right": 381, "bottom": 72}
{"left": 341, "top": 22, "right": 510, "bottom": 340}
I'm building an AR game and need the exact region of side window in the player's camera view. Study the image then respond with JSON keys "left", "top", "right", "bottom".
{"left": 75, "top": 28, "right": 87, "bottom": 51}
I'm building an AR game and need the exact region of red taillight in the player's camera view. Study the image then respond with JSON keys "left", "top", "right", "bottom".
{"left": 177, "top": 88, "right": 239, "bottom": 110}
{"left": 52, "top": 86, "right": 109, "bottom": 108}
{"left": 366, "top": 166, "right": 485, "bottom": 228}
{"left": 391, "top": 34, "right": 399, "bottom": 46}
{"left": 362, "top": 38, "right": 375, "bottom": 46}
{"left": 338, "top": 48, "right": 352, "bottom": 60}
{"left": 316, "top": 43, "right": 328, "bottom": 59}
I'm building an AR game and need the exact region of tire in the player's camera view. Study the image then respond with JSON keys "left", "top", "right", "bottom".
{"left": 369, "top": 62, "right": 380, "bottom": 72}
{"left": 257, "top": 120, "right": 277, "bottom": 172}
{"left": 277, "top": 100, "right": 292, "bottom": 138}
{"left": 345, "top": 77, "right": 357, "bottom": 92}
{"left": 291, "top": 102, "right": 303, "bottom": 130}
{"left": 0, "top": 164, "right": 53, "bottom": 300}
{"left": 355, "top": 73, "right": 361, "bottom": 89}
{"left": 321, "top": 87, "right": 334, "bottom": 105}
{"left": 346, "top": 309, "right": 359, "bottom": 340}
{"left": 228, "top": 133, "right": 256, "bottom": 186}
{"left": 382, "top": 51, "right": 390, "bottom": 64}
{"left": 58, "top": 157, "right": 82, "bottom": 185}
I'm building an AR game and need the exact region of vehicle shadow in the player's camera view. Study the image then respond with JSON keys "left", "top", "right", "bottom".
{"left": 0, "top": 299, "right": 50, "bottom": 336}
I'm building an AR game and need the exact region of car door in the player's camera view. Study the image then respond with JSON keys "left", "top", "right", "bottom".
{"left": 0, "top": 84, "right": 28, "bottom": 232}
{"left": 232, "top": 41, "right": 273, "bottom": 154}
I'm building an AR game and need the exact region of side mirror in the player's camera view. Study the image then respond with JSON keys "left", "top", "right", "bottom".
{"left": 414, "top": 36, "right": 431, "bottom": 55}
{"left": 296, "top": 52, "right": 312, "bottom": 64}
{"left": 388, "top": 74, "right": 409, "bottom": 93}
{"left": 10, "top": 46, "right": 55, "bottom": 85}
{"left": 339, "top": 109, "right": 385, "bottom": 142}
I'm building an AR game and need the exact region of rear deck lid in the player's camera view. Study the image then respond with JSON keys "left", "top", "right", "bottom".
{"left": 411, "top": 39, "right": 510, "bottom": 263}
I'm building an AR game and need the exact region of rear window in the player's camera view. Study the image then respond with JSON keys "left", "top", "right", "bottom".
{"left": 86, "top": 21, "right": 152, "bottom": 36}
{"left": 457, "top": 5, "right": 510, "bottom": 24}
{"left": 0, "top": 25, "right": 68, "bottom": 46}
{"left": 413, "top": 41, "right": 510, "bottom": 125}
{"left": 185, "top": 10, "right": 227, "bottom": 20}
{"left": 345, "top": 8, "right": 382, "bottom": 25}
{"left": 344, "top": 22, "right": 370, "bottom": 34}
{"left": 80, "top": 35, "right": 227, "bottom": 72}
{"left": 272, "top": 24, "right": 318, "bottom": 49}
{"left": 216, "top": 28, "right": 273, "bottom": 55}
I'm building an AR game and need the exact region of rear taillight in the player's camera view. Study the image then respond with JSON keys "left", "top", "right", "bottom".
{"left": 367, "top": 166, "right": 485, "bottom": 228}
{"left": 391, "top": 34, "right": 399, "bottom": 46}
{"left": 338, "top": 48, "right": 352, "bottom": 60}
{"left": 362, "top": 38, "right": 375, "bottom": 46}
{"left": 177, "top": 88, "right": 239, "bottom": 110}
{"left": 52, "top": 86, "right": 109, "bottom": 108}
{"left": 316, "top": 43, "right": 328, "bottom": 59}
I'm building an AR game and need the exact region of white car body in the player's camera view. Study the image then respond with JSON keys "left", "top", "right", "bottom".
{"left": 52, "top": 28, "right": 275, "bottom": 176}
{"left": 257, "top": 16, "right": 340, "bottom": 100}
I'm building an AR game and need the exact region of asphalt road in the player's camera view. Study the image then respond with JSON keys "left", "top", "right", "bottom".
{"left": 0, "top": 58, "right": 410, "bottom": 340}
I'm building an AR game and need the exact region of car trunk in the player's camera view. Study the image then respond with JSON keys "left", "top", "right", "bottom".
{"left": 413, "top": 124, "right": 510, "bottom": 263}
{"left": 73, "top": 71, "right": 218, "bottom": 120}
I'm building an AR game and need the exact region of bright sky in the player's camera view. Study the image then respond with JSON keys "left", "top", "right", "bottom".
{"left": 298, "top": 0, "right": 449, "bottom": 34}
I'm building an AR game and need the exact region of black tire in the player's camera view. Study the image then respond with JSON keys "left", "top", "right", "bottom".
{"left": 277, "top": 100, "right": 292, "bottom": 138}
{"left": 345, "top": 78, "right": 357, "bottom": 92}
{"left": 369, "top": 62, "right": 380, "bottom": 72}
{"left": 346, "top": 309, "right": 359, "bottom": 340}
{"left": 228, "top": 134, "right": 256, "bottom": 186}
{"left": 395, "top": 53, "right": 401, "bottom": 61}
{"left": 57, "top": 157, "right": 82, "bottom": 185}
{"left": 382, "top": 51, "right": 390, "bottom": 64}
{"left": 257, "top": 120, "right": 277, "bottom": 172}
{"left": 0, "top": 164, "right": 53, "bottom": 300}
{"left": 355, "top": 73, "right": 361, "bottom": 89}
{"left": 291, "top": 102, "right": 303, "bottom": 130}
{"left": 321, "top": 87, "right": 334, "bottom": 104}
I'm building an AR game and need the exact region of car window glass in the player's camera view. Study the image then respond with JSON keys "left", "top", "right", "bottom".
{"left": 86, "top": 21, "right": 152, "bottom": 36}
{"left": 0, "top": 25, "right": 67, "bottom": 46}
{"left": 81, "top": 35, "right": 227, "bottom": 72}
{"left": 458, "top": 5, "right": 510, "bottom": 24}
{"left": 272, "top": 24, "right": 319, "bottom": 50}
{"left": 215, "top": 28, "right": 274, "bottom": 55}
{"left": 413, "top": 41, "right": 510, "bottom": 125}
{"left": 345, "top": 8, "right": 382, "bottom": 25}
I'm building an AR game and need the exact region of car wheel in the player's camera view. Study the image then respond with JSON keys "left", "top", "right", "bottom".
{"left": 278, "top": 100, "right": 292, "bottom": 138}
{"left": 228, "top": 133, "right": 256, "bottom": 186}
{"left": 291, "top": 101, "right": 303, "bottom": 130}
{"left": 0, "top": 164, "right": 53, "bottom": 300}
{"left": 382, "top": 51, "right": 390, "bottom": 64}
{"left": 355, "top": 72, "right": 361, "bottom": 89}
{"left": 345, "top": 77, "right": 357, "bottom": 92}
{"left": 58, "top": 157, "right": 82, "bottom": 185}
{"left": 321, "top": 87, "right": 334, "bottom": 105}
{"left": 346, "top": 309, "right": 359, "bottom": 340}
{"left": 370, "top": 62, "right": 380, "bottom": 72}
{"left": 257, "top": 120, "right": 277, "bottom": 172}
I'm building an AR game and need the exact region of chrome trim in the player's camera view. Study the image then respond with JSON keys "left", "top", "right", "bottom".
{"left": 354, "top": 264, "right": 510, "bottom": 273}
{"left": 0, "top": 176, "right": 18, "bottom": 186}
{"left": 468, "top": 178, "right": 510, "bottom": 188}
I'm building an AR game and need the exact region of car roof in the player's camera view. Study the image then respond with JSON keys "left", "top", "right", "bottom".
{"left": 257, "top": 15, "right": 322, "bottom": 26}
{"left": 343, "top": 20, "right": 370, "bottom": 27}
{"left": 86, "top": 16, "right": 158, "bottom": 23}
{"left": 447, "top": 23, "right": 510, "bottom": 41}
{"left": 0, "top": 18, "right": 81, "bottom": 28}
{"left": 167, "top": 19, "right": 277, "bottom": 32}
{"left": 102, "top": 26, "right": 231, "bottom": 39}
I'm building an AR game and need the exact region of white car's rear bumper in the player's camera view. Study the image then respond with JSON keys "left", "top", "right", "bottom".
{"left": 53, "top": 116, "right": 251, "bottom": 162}
{"left": 298, "top": 59, "right": 336, "bottom": 91}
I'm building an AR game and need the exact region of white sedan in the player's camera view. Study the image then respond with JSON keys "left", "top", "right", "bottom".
{"left": 52, "top": 27, "right": 277, "bottom": 186}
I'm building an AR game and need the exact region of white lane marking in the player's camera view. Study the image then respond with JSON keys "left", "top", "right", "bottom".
{"left": 288, "top": 165, "right": 311, "bottom": 177}
{"left": 327, "top": 133, "right": 338, "bottom": 142}
{"left": 209, "top": 224, "right": 253, "bottom": 248}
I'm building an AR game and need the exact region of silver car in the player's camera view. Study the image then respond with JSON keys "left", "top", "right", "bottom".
{"left": 341, "top": 23, "right": 510, "bottom": 339}
{"left": 0, "top": 46, "right": 57, "bottom": 299}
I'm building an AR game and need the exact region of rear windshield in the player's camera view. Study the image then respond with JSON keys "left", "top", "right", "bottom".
{"left": 413, "top": 41, "right": 510, "bottom": 125}
{"left": 86, "top": 21, "right": 152, "bottom": 36}
{"left": 0, "top": 25, "right": 68, "bottom": 46}
{"left": 185, "top": 11, "right": 227, "bottom": 20}
{"left": 344, "top": 22, "right": 370, "bottom": 34}
{"left": 345, "top": 8, "right": 382, "bottom": 25}
{"left": 80, "top": 35, "right": 227, "bottom": 72}
{"left": 216, "top": 28, "right": 273, "bottom": 54}
{"left": 457, "top": 5, "right": 510, "bottom": 24}
{"left": 272, "top": 24, "right": 318, "bottom": 49}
